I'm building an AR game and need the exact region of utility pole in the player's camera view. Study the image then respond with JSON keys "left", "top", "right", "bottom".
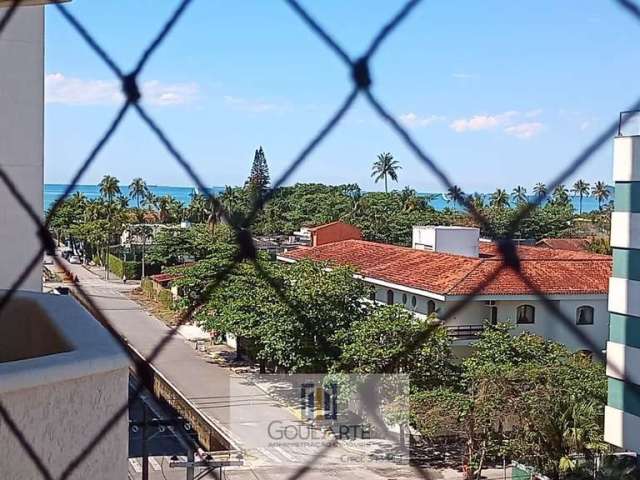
{"left": 186, "top": 449, "right": 194, "bottom": 480}
{"left": 142, "top": 405, "right": 149, "bottom": 480}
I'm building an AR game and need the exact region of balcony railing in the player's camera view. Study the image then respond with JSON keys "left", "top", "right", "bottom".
{"left": 445, "top": 324, "right": 485, "bottom": 340}
{"left": 0, "top": 291, "right": 129, "bottom": 479}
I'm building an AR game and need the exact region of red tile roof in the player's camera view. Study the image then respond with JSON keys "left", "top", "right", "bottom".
{"left": 535, "top": 238, "right": 590, "bottom": 252}
{"left": 281, "top": 239, "right": 611, "bottom": 296}
{"left": 150, "top": 273, "right": 179, "bottom": 283}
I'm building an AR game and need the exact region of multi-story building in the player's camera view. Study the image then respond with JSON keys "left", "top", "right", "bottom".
{"left": 279, "top": 224, "right": 611, "bottom": 354}
{"left": 605, "top": 129, "right": 640, "bottom": 451}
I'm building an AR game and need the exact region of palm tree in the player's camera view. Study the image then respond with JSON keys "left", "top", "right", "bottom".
{"left": 445, "top": 185, "right": 464, "bottom": 208}
{"left": 490, "top": 188, "right": 510, "bottom": 209}
{"left": 468, "top": 192, "right": 485, "bottom": 211}
{"left": 128, "top": 177, "right": 149, "bottom": 209}
{"left": 154, "top": 195, "right": 173, "bottom": 223}
{"left": 572, "top": 179, "right": 591, "bottom": 214}
{"left": 371, "top": 152, "right": 401, "bottom": 193}
{"left": 98, "top": 175, "right": 120, "bottom": 280}
{"left": 552, "top": 184, "right": 570, "bottom": 206}
{"left": 99, "top": 175, "right": 120, "bottom": 204}
{"left": 533, "top": 182, "right": 547, "bottom": 199}
{"left": 400, "top": 187, "right": 423, "bottom": 212}
{"left": 592, "top": 181, "right": 610, "bottom": 210}
{"left": 512, "top": 185, "right": 528, "bottom": 204}
{"left": 187, "top": 192, "right": 207, "bottom": 223}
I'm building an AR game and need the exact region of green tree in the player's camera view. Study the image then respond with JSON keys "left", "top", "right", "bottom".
{"left": 592, "top": 181, "right": 610, "bottom": 210}
{"left": 412, "top": 324, "right": 608, "bottom": 479}
{"left": 445, "top": 185, "right": 464, "bottom": 208}
{"left": 512, "top": 185, "right": 528, "bottom": 204}
{"left": 99, "top": 175, "right": 121, "bottom": 205}
{"left": 533, "top": 182, "right": 548, "bottom": 199}
{"left": 490, "top": 188, "right": 510, "bottom": 209}
{"left": 552, "top": 184, "right": 571, "bottom": 207}
{"left": 128, "top": 177, "right": 149, "bottom": 209}
{"left": 572, "top": 179, "right": 591, "bottom": 214}
{"left": 371, "top": 152, "right": 401, "bottom": 193}
{"left": 245, "top": 146, "right": 270, "bottom": 204}
{"left": 340, "top": 305, "right": 456, "bottom": 389}
{"left": 190, "top": 258, "right": 366, "bottom": 372}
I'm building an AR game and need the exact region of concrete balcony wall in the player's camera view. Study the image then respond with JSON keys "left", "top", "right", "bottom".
{"left": 0, "top": 4, "right": 44, "bottom": 292}
{"left": 0, "top": 292, "right": 129, "bottom": 479}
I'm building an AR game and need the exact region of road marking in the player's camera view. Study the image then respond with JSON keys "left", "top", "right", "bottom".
{"left": 149, "top": 457, "right": 161, "bottom": 471}
{"left": 275, "top": 446, "right": 297, "bottom": 463}
{"left": 129, "top": 458, "right": 142, "bottom": 473}
{"left": 257, "top": 448, "right": 282, "bottom": 463}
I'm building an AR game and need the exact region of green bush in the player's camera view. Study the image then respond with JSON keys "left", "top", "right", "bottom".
{"left": 141, "top": 278, "right": 154, "bottom": 297}
{"left": 106, "top": 253, "right": 141, "bottom": 279}
{"left": 157, "top": 288, "right": 173, "bottom": 309}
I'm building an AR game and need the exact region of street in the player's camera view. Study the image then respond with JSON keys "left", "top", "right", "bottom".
{"left": 45, "top": 257, "right": 459, "bottom": 479}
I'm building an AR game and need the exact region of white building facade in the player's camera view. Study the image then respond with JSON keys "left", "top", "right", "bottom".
{"left": 604, "top": 133, "right": 640, "bottom": 451}
{"left": 281, "top": 225, "right": 611, "bottom": 354}
{"left": 0, "top": 2, "right": 45, "bottom": 291}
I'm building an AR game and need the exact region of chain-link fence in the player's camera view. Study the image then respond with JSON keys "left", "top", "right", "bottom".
{"left": 0, "top": 0, "right": 638, "bottom": 478}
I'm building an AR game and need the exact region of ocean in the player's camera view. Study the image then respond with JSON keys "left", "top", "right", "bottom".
{"left": 43, "top": 184, "right": 608, "bottom": 213}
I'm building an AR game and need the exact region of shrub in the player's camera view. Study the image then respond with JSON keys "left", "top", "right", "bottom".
{"left": 157, "top": 288, "right": 173, "bottom": 309}
{"left": 106, "top": 253, "right": 141, "bottom": 279}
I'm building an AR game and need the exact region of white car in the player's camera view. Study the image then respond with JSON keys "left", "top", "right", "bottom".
{"left": 69, "top": 255, "right": 81, "bottom": 264}
{"left": 43, "top": 256, "right": 54, "bottom": 265}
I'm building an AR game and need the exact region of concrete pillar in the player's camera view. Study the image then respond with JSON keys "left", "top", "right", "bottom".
{"left": 0, "top": 4, "right": 44, "bottom": 292}
{"left": 605, "top": 135, "right": 640, "bottom": 451}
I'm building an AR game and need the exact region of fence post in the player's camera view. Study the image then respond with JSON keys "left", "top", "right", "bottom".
{"left": 604, "top": 131, "right": 640, "bottom": 451}
{"left": 142, "top": 404, "right": 149, "bottom": 480}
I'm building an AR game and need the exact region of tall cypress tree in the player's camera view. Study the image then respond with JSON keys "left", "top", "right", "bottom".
{"left": 246, "top": 146, "right": 270, "bottom": 194}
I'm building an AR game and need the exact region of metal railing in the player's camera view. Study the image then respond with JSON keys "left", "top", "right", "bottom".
{"left": 0, "top": 0, "right": 638, "bottom": 479}
{"left": 445, "top": 324, "right": 485, "bottom": 340}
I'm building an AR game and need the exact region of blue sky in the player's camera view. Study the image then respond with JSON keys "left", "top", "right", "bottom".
{"left": 44, "top": 0, "right": 640, "bottom": 193}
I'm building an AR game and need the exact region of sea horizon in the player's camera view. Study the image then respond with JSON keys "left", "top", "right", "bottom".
{"left": 44, "top": 183, "right": 610, "bottom": 214}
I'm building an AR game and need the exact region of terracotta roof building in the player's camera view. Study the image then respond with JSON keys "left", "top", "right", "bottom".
{"left": 535, "top": 237, "right": 591, "bottom": 252}
{"left": 279, "top": 224, "right": 611, "bottom": 353}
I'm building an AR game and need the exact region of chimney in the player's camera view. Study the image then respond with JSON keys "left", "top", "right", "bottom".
{"left": 605, "top": 126, "right": 640, "bottom": 451}
{"left": 412, "top": 226, "right": 480, "bottom": 257}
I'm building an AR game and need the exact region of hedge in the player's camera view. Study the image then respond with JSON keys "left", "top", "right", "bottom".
{"left": 141, "top": 278, "right": 154, "bottom": 296}
{"left": 106, "top": 253, "right": 141, "bottom": 279}
{"left": 157, "top": 288, "right": 173, "bottom": 308}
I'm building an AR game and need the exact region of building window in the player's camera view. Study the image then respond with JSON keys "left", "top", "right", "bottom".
{"left": 402, "top": 293, "right": 407, "bottom": 304}
{"left": 576, "top": 306, "right": 594, "bottom": 325}
{"left": 427, "top": 300, "right": 436, "bottom": 315}
{"left": 516, "top": 305, "right": 535, "bottom": 324}
{"left": 485, "top": 300, "right": 498, "bottom": 325}
{"left": 386, "top": 289, "right": 394, "bottom": 305}
{"left": 411, "top": 296, "right": 417, "bottom": 308}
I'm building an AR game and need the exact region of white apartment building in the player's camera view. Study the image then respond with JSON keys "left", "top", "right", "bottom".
{"left": 0, "top": 3, "right": 129, "bottom": 478}
{"left": 280, "top": 225, "right": 611, "bottom": 354}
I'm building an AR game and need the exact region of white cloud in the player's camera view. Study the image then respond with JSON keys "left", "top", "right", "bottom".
{"left": 45, "top": 73, "right": 199, "bottom": 106}
{"left": 449, "top": 111, "right": 518, "bottom": 132}
{"left": 223, "top": 95, "right": 283, "bottom": 113}
{"left": 450, "top": 110, "right": 544, "bottom": 139}
{"left": 504, "top": 122, "right": 543, "bottom": 139}
{"left": 399, "top": 112, "right": 444, "bottom": 128}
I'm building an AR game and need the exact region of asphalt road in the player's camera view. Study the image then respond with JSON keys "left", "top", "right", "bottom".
{"left": 46, "top": 256, "right": 434, "bottom": 480}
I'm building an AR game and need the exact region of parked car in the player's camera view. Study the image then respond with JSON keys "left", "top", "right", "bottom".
{"left": 69, "top": 255, "right": 81, "bottom": 264}
{"left": 43, "top": 255, "right": 54, "bottom": 265}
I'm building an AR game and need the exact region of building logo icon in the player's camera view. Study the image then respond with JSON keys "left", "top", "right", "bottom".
{"left": 299, "top": 382, "right": 338, "bottom": 420}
